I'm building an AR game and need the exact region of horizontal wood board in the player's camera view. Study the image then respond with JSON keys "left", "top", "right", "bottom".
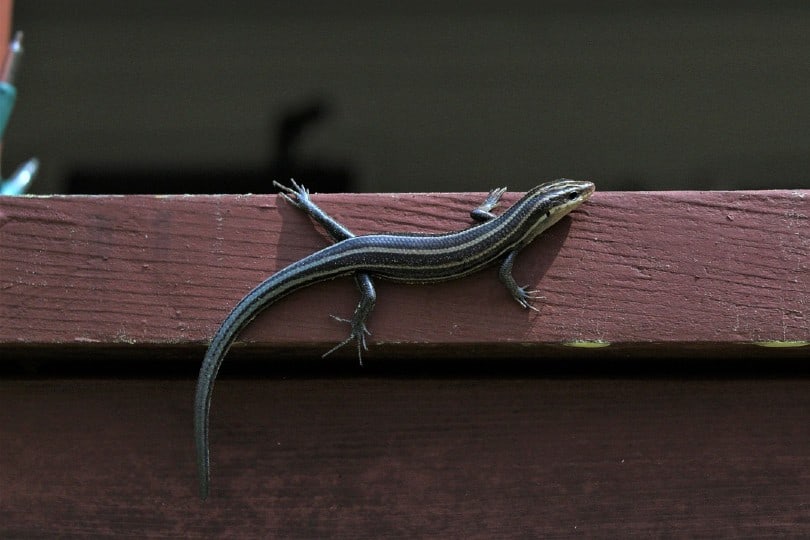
{"left": 1, "top": 377, "right": 809, "bottom": 537}
{"left": 1, "top": 189, "right": 807, "bottom": 358}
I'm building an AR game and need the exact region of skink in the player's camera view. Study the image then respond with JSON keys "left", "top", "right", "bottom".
{"left": 195, "top": 178, "right": 595, "bottom": 499}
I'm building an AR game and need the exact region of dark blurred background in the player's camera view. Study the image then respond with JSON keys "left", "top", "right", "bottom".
{"left": 6, "top": 1, "right": 810, "bottom": 194}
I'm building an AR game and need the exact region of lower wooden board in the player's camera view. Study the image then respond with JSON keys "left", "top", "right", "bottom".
{"left": 2, "top": 375, "right": 809, "bottom": 537}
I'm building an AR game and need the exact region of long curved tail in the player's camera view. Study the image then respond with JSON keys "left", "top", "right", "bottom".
{"left": 194, "top": 250, "right": 355, "bottom": 499}
{"left": 194, "top": 272, "right": 298, "bottom": 500}
{"left": 194, "top": 292, "right": 255, "bottom": 500}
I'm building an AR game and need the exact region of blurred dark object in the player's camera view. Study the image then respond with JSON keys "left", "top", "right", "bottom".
{"left": 268, "top": 98, "right": 352, "bottom": 195}
{"left": 66, "top": 97, "right": 354, "bottom": 194}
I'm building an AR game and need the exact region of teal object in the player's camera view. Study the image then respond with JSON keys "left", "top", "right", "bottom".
{"left": 0, "top": 31, "right": 37, "bottom": 195}
{"left": 0, "top": 80, "right": 16, "bottom": 140}
{"left": 1, "top": 157, "right": 38, "bottom": 195}
{"left": 0, "top": 82, "right": 17, "bottom": 139}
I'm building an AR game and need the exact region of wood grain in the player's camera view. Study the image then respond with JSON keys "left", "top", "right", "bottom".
{"left": 1, "top": 377, "right": 809, "bottom": 537}
{"left": 2, "top": 189, "right": 808, "bottom": 536}
{"left": 1, "top": 189, "right": 808, "bottom": 358}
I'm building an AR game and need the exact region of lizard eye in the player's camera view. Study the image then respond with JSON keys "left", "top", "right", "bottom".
{"left": 567, "top": 191, "right": 579, "bottom": 201}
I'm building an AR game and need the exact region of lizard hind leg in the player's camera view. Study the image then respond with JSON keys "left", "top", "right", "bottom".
{"left": 322, "top": 274, "right": 376, "bottom": 366}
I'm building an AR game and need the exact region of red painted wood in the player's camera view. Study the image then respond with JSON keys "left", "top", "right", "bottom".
{"left": 1, "top": 189, "right": 808, "bottom": 358}
{"left": 1, "top": 377, "right": 809, "bottom": 537}
{"left": 0, "top": 2, "right": 10, "bottom": 54}
{"left": 1, "top": 190, "right": 808, "bottom": 535}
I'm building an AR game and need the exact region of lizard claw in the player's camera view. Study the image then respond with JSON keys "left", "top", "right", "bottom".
{"left": 515, "top": 286, "right": 543, "bottom": 312}
{"left": 323, "top": 315, "right": 371, "bottom": 366}
{"left": 273, "top": 179, "right": 311, "bottom": 209}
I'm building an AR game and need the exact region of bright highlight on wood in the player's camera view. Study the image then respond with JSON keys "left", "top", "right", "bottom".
{"left": 563, "top": 340, "right": 611, "bottom": 348}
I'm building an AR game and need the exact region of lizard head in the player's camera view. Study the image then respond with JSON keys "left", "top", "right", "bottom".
{"left": 522, "top": 179, "right": 595, "bottom": 239}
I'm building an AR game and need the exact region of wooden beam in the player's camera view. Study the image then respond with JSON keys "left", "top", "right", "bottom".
{"left": 2, "top": 377, "right": 810, "bottom": 535}
{"left": 1, "top": 189, "right": 807, "bottom": 358}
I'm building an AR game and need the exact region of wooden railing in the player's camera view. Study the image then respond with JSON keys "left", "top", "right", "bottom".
{"left": 1, "top": 189, "right": 808, "bottom": 536}
{"left": 2, "top": 190, "right": 807, "bottom": 357}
